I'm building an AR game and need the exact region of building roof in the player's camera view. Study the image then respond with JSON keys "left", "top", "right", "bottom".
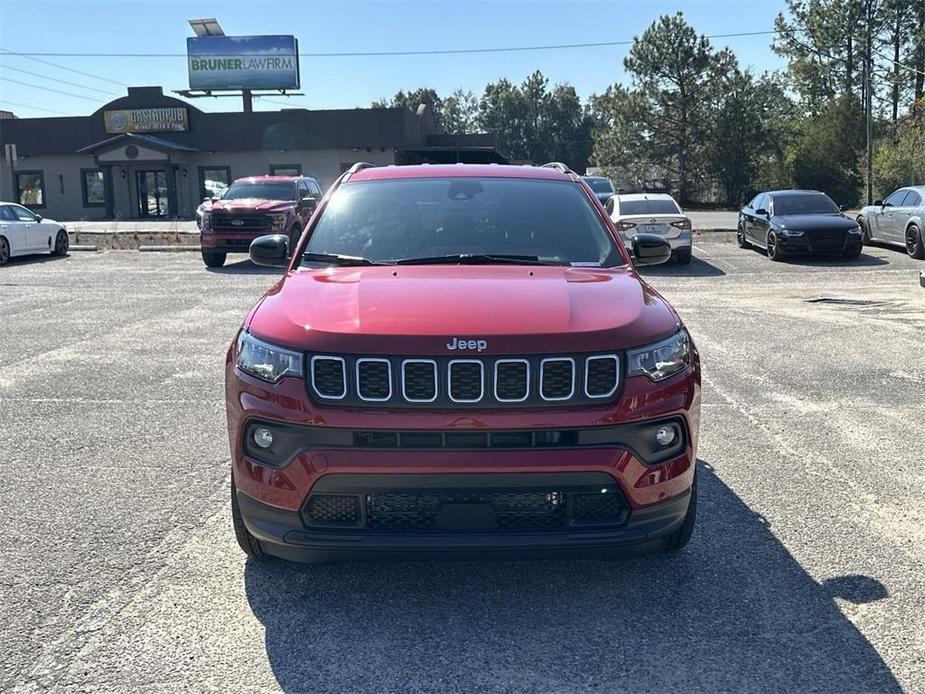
{"left": 77, "top": 132, "right": 199, "bottom": 154}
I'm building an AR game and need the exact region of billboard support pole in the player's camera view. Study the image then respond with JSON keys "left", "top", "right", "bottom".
{"left": 242, "top": 89, "right": 253, "bottom": 113}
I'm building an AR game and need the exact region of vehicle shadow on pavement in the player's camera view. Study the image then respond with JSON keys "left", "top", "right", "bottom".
{"left": 206, "top": 259, "right": 283, "bottom": 276}
{"left": 637, "top": 256, "right": 726, "bottom": 278}
{"left": 783, "top": 253, "right": 889, "bottom": 268}
{"left": 3, "top": 253, "right": 69, "bottom": 266}
{"left": 243, "top": 461, "right": 899, "bottom": 694}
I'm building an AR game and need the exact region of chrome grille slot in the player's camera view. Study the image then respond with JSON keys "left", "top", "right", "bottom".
{"left": 310, "top": 356, "right": 346, "bottom": 399}
{"left": 585, "top": 355, "right": 619, "bottom": 398}
{"left": 540, "top": 358, "right": 575, "bottom": 401}
{"left": 448, "top": 359, "right": 484, "bottom": 402}
{"left": 356, "top": 358, "right": 391, "bottom": 401}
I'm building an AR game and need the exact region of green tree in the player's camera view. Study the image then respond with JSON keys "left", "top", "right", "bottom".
{"left": 873, "top": 97, "right": 925, "bottom": 195}
{"left": 623, "top": 12, "right": 730, "bottom": 203}
{"left": 372, "top": 87, "right": 443, "bottom": 122}
{"left": 441, "top": 89, "right": 479, "bottom": 133}
{"left": 587, "top": 85, "right": 649, "bottom": 189}
{"left": 789, "top": 95, "right": 865, "bottom": 206}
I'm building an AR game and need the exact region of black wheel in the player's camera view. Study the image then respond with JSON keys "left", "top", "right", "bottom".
{"left": 766, "top": 231, "right": 783, "bottom": 262}
{"left": 665, "top": 473, "right": 697, "bottom": 551}
{"left": 288, "top": 226, "right": 302, "bottom": 258}
{"left": 202, "top": 250, "right": 226, "bottom": 268}
{"left": 0, "top": 237, "right": 9, "bottom": 265}
{"left": 231, "top": 476, "right": 267, "bottom": 560}
{"left": 857, "top": 217, "right": 871, "bottom": 243}
{"left": 736, "top": 223, "right": 749, "bottom": 248}
{"left": 842, "top": 244, "right": 863, "bottom": 259}
{"left": 51, "top": 229, "right": 69, "bottom": 256}
{"left": 906, "top": 224, "right": 925, "bottom": 260}
{"left": 675, "top": 248, "right": 692, "bottom": 264}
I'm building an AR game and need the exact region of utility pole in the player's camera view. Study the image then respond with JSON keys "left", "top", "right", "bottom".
{"left": 865, "top": 0, "right": 874, "bottom": 206}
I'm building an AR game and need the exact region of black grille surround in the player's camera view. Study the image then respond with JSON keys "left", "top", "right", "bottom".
{"left": 807, "top": 228, "right": 847, "bottom": 251}
{"left": 210, "top": 212, "right": 273, "bottom": 232}
{"left": 306, "top": 352, "right": 622, "bottom": 409}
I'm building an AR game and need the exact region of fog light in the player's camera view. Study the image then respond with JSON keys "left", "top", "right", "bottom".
{"left": 654, "top": 425, "right": 676, "bottom": 447}
{"left": 253, "top": 426, "right": 274, "bottom": 449}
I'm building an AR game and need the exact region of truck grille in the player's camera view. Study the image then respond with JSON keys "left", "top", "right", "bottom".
{"left": 308, "top": 353, "right": 621, "bottom": 408}
{"left": 210, "top": 213, "right": 273, "bottom": 232}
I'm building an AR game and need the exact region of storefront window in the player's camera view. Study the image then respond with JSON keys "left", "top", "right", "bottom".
{"left": 199, "top": 166, "right": 231, "bottom": 201}
{"left": 81, "top": 169, "right": 105, "bottom": 206}
{"left": 269, "top": 164, "right": 302, "bottom": 176}
{"left": 15, "top": 172, "right": 45, "bottom": 208}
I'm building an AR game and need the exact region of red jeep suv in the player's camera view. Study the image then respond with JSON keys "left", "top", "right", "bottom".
{"left": 226, "top": 162, "right": 701, "bottom": 562}
{"left": 199, "top": 175, "right": 323, "bottom": 268}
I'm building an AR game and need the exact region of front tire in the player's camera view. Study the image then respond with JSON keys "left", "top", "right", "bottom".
{"left": 766, "top": 231, "right": 783, "bottom": 262}
{"left": 906, "top": 224, "right": 925, "bottom": 259}
{"left": 857, "top": 217, "right": 871, "bottom": 243}
{"left": 231, "top": 476, "right": 267, "bottom": 560}
{"left": 665, "top": 473, "right": 697, "bottom": 551}
{"left": 51, "top": 229, "right": 69, "bottom": 256}
{"left": 202, "top": 250, "right": 226, "bottom": 268}
{"left": 0, "top": 237, "right": 9, "bottom": 265}
{"left": 736, "top": 223, "right": 749, "bottom": 248}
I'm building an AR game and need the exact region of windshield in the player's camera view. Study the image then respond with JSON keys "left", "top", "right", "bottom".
{"left": 620, "top": 199, "right": 681, "bottom": 215}
{"left": 304, "top": 177, "right": 622, "bottom": 266}
{"left": 222, "top": 182, "right": 295, "bottom": 201}
{"left": 772, "top": 194, "right": 838, "bottom": 215}
{"left": 583, "top": 177, "right": 614, "bottom": 194}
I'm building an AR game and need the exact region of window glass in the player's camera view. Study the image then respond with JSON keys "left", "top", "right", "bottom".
{"left": 298, "top": 182, "right": 310, "bottom": 198}
{"left": 582, "top": 177, "right": 614, "bottom": 194}
{"left": 755, "top": 195, "right": 768, "bottom": 211}
{"left": 904, "top": 192, "right": 922, "bottom": 207}
{"left": 306, "top": 177, "right": 622, "bottom": 266}
{"left": 200, "top": 167, "right": 230, "bottom": 200}
{"left": 82, "top": 170, "right": 105, "bottom": 206}
{"left": 619, "top": 199, "right": 681, "bottom": 215}
{"left": 15, "top": 172, "right": 45, "bottom": 207}
{"left": 270, "top": 164, "right": 302, "bottom": 176}
{"left": 772, "top": 193, "right": 839, "bottom": 215}
{"left": 11, "top": 205, "right": 37, "bottom": 222}
{"left": 0, "top": 206, "right": 16, "bottom": 221}
{"left": 884, "top": 190, "right": 910, "bottom": 207}
{"left": 222, "top": 181, "right": 296, "bottom": 201}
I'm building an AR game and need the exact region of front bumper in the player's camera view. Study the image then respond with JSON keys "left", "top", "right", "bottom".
{"left": 237, "top": 475, "right": 691, "bottom": 561}
{"left": 201, "top": 232, "right": 271, "bottom": 253}
{"left": 776, "top": 233, "right": 862, "bottom": 255}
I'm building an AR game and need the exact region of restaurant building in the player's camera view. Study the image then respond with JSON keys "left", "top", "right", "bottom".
{"left": 0, "top": 86, "right": 504, "bottom": 220}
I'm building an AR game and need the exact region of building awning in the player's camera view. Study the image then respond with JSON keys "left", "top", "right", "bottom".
{"left": 77, "top": 132, "right": 198, "bottom": 155}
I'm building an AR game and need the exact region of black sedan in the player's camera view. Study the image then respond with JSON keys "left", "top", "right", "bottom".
{"left": 737, "top": 190, "right": 863, "bottom": 261}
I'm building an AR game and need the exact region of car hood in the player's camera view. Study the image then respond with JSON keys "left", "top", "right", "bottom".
{"left": 772, "top": 213, "right": 857, "bottom": 230}
{"left": 247, "top": 265, "right": 680, "bottom": 355}
{"left": 210, "top": 199, "right": 295, "bottom": 213}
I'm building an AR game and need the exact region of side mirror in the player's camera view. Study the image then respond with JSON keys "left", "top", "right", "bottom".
{"left": 632, "top": 233, "right": 672, "bottom": 267}
{"left": 882, "top": 201, "right": 893, "bottom": 208}
{"left": 34, "top": 214, "right": 43, "bottom": 222}
{"left": 873, "top": 199, "right": 883, "bottom": 206}
{"left": 300, "top": 196, "right": 317, "bottom": 210}
{"left": 754, "top": 208, "right": 769, "bottom": 217}
{"left": 249, "top": 234, "right": 289, "bottom": 267}
{"left": 839, "top": 204, "right": 849, "bottom": 212}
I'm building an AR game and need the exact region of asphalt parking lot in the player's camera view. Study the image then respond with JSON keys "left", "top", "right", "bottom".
{"left": 2, "top": 236, "right": 924, "bottom": 693}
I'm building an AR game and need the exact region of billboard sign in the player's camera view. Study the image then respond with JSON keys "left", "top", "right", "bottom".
{"left": 187, "top": 35, "right": 300, "bottom": 90}
{"left": 104, "top": 108, "right": 189, "bottom": 133}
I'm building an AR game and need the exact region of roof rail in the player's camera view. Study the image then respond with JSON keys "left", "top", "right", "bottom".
{"left": 540, "top": 162, "right": 575, "bottom": 174}
{"left": 346, "top": 161, "right": 377, "bottom": 175}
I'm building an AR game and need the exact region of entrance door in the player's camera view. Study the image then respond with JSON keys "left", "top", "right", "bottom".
{"left": 135, "top": 170, "right": 168, "bottom": 218}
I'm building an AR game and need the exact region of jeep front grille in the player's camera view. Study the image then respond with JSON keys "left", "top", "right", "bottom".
{"left": 308, "top": 353, "right": 621, "bottom": 408}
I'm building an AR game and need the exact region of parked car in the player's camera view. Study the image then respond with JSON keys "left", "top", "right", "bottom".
{"left": 737, "top": 190, "right": 863, "bottom": 261}
{"left": 606, "top": 193, "right": 693, "bottom": 264}
{"left": 856, "top": 186, "right": 925, "bottom": 259}
{"left": 582, "top": 175, "right": 616, "bottom": 205}
{"left": 226, "top": 162, "right": 701, "bottom": 563}
{"left": 0, "top": 202, "right": 68, "bottom": 265}
{"left": 196, "top": 179, "right": 230, "bottom": 229}
{"left": 199, "top": 175, "right": 323, "bottom": 268}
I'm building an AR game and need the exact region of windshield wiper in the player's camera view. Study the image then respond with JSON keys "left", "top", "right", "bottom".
{"left": 394, "top": 253, "right": 557, "bottom": 266}
{"left": 300, "top": 252, "right": 382, "bottom": 267}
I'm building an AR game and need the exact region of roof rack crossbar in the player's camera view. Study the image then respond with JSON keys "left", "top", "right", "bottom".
{"left": 346, "top": 162, "right": 377, "bottom": 175}
{"left": 540, "top": 161, "right": 575, "bottom": 174}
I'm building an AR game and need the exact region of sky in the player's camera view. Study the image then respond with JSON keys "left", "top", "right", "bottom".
{"left": 0, "top": 0, "right": 789, "bottom": 118}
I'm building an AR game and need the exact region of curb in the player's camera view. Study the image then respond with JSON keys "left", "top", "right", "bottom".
{"left": 70, "top": 245, "right": 98, "bottom": 252}
{"left": 138, "top": 245, "right": 201, "bottom": 252}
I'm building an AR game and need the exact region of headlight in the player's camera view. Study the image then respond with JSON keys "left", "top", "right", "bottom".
{"left": 235, "top": 331, "right": 304, "bottom": 383}
{"left": 271, "top": 213, "right": 288, "bottom": 231}
{"left": 779, "top": 228, "right": 804, "bottom": 237}
{"left": 848, "top": 225, "right": 861, "bottom": 234}
{"left": 627, "top": 330, "right": 691, "bottom": 381}
{"left": 201, "top": 212, "right": 212, "bottom": 233}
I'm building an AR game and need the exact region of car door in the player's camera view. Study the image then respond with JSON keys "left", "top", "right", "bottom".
{"left": 894, "top": 191, "right": 919, "bottom": 243}
{"left": 8, "top": 204, "right": 44, "bottom": 250}
{"left": 0, "top": 205, "right": 27, "bottom": 255}
{"left": 877, "top": 190, "right": 909, "bottom": 243}
{"left": 749, "top": 194, "right": 770, "bottom": 244}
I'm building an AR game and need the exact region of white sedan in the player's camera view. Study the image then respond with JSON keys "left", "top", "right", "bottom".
{"left": 606, "top": 193, "right": 693, "bottom": 264}
{"left": 0, "top": 202, "right": 69, "bottom": 265}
